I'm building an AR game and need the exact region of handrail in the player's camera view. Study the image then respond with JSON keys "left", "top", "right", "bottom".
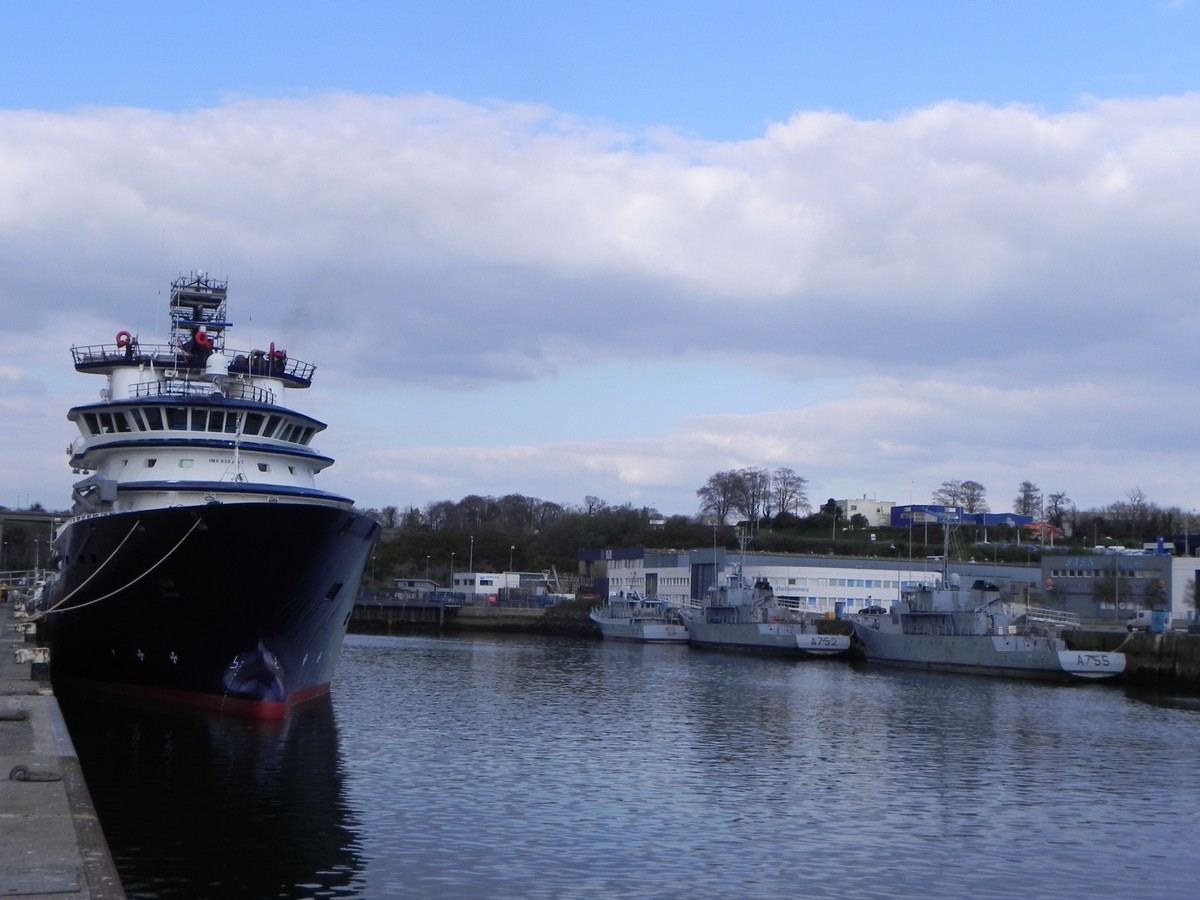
{"left": 71, "top": 342, "right": 315, "bottom": 384}
{"left": 1024, "top": 605, "right": 1081, "bottom": 627}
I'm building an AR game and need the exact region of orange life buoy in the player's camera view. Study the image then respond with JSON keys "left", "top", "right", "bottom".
{"left": 115, "top": 330, "right": 132, "bottom": 348}
{"left": 194, "top": 331, "right": 213, "bottom": 349}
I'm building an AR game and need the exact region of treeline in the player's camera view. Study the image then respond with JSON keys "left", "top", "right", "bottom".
{"left": 933, "top": 479, "right": 1195, "bottom": 548}
{"left": 363, "top": 500, "right": 722, "bottom": 588}
{"left": 358, "top": 475, "right": 1200, "bottom": 589}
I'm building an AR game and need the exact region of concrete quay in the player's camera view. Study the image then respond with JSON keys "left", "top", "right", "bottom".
{"left": 1115, "top": 631, "right": 1200, "bottom": 691}
{"left": 0, "top": 596, "right": 123, "bottom": 899}
{"left": 351, "top": 597, "right": 550, "bottom": 634}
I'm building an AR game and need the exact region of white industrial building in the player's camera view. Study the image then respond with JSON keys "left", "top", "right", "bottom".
{"left": 580, "top": 546, "right": 1044, "bottom": 617}
{"left": 581, "top": 543, "right": 1198, "bottom": 624}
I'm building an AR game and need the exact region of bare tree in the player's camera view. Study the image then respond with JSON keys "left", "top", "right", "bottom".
{"left": 1126, "top": 487, "right": 1149, "bottom": 536}
{"left": 423, "top": 500, "right": 456, "bottom": 532}
{"left": 960, "top": 480, "right": 989, "bottom": 513}
{"left": 496, "top": 494, "right": 535, "bottom": 531}
{"left": 459, "top": 494, "right": 490, "bottom": 529}
{"left": 932, "top": 480, "right": 964, "bottom": 507}
{"left": 400, "top": 506, "right": 424, "bottom": 531}
{"left": 772, "top": 467, "right": 810, "bottom": 517}
{"left": 733, "top": 467, "right": 772, "bottom": 526}
{"left": 697, "top": 470, "right": 742, "bottom": 525}
{"left": 933, "top": 479, "right": 987, "bottom": 513}
{"left": 1045, "top": 491, "right": 1071, "bottom": 528}
{"left": 531, "top": 500, "right": 564, "bottom": 531}
{"left": 1013, "top": 481, "right": 1041, "bottom": 517}
{"left": 583, "top": 495, "right": 607, "bottom": 516}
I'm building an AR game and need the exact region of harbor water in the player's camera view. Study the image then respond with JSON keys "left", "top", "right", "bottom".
{"left": 59, "top": 633, "right": 1200, "bottom": 898}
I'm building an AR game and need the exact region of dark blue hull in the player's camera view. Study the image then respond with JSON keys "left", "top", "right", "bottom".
{"left": 41, "top": 503, "right": 380, "bottom": 718}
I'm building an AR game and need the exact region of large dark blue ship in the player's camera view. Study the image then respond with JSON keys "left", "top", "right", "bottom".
{"left": 39, "top": 273, "right": 380, "bottom": 718}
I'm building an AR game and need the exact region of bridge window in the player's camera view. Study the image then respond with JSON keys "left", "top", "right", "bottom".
{"left": 166, "top": 407, "right": 188, "bottom": 430}
{"left": 143, "top": 407, "right": 164, "bottom": 430}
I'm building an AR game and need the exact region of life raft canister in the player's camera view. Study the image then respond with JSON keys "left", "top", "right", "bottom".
{"left": 115, "top": 330, "right": 133, "bottom": 348}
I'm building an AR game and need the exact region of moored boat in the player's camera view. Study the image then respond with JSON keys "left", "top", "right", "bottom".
{"left": 850, "top": 573, "right": 1126, "bottom": 681}
{"left": 589, "top": 590, "right": 689, "bottom": 643}
{"left": 36, "top": 272, "right": 381, "bottom": 718}
{"left": 679, "top": 562, "right": 851, "bottom": 657}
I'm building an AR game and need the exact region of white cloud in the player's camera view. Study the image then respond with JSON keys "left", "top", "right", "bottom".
{"left": 3, "top": 92, "right": 1200, "bottom": 517}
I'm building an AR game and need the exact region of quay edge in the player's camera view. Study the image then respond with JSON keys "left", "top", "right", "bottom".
{"left": 1107, "top": 631, "right": 1200, "bottom": 691}
{"left": 1, "top": 593, "right": 124, "bottom": 899}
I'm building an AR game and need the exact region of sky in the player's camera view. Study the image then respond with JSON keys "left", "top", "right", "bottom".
{"left": 4, "top": 1, "right": 1200, "bottom": 521}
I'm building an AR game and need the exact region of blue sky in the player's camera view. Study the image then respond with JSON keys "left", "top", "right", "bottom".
{"left": 6, "top": 2, "right": 1197, "bottom": 128}
{"left": 4, "top": 1, "right": 1200, "bottom": 519}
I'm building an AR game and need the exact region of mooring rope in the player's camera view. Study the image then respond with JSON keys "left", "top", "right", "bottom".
{"left": 32, "top": 516, "right": 203, "bottom": 619}
{"left": 30, "top": 517, "right": 143, "bottom": 617}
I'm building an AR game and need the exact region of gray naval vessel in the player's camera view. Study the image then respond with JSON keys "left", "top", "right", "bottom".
{"left": 680, "top": 557, "right": 851, "bottom": 658}
{"left": 850, "top": 571, "right": 1125, "bottom": 681}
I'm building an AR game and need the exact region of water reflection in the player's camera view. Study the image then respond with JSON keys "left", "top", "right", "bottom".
{"left": 57, "top": 634, "right": 1200, "bottom": 898}
{"left": 58, "top": 691, "right": 364, "bottom": 899}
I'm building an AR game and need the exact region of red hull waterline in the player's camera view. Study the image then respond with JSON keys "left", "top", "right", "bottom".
{"left": 54, "top": 675, "right": 333, "bottom": 720}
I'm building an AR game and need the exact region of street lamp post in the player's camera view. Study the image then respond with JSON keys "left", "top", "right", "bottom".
{"left": 425, "top": 556, "right": 431, "bottom": 582}
{"left": 450, "top": 552, "right": 455, "bottom": 588}
{"left": 509, "top": 545, "right": 515, "bottom": 572}
{"left": 469, "top": 536, "right": 474, "bottom": 573}
{"left": 1113, "top": 551, "right": 1121, "bottom": 621}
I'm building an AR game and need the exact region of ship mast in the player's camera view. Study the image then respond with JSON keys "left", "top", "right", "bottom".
{"left": 170, "top": 271, "right": 229, "bottom": 358}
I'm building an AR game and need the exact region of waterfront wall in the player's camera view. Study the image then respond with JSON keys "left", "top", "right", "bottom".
{"left": 1115, "top": 632, "right": 1200, "bottom": 690}
{"left": 1065, "top": 629, "right": 1200, "bottom": 690}
{"left": 350, "top": 599, "right": 586, "bottom": 636}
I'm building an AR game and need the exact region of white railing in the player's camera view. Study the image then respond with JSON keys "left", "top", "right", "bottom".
{"left": 1024, "top": 605, "right": 1081, "bottom": 628}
